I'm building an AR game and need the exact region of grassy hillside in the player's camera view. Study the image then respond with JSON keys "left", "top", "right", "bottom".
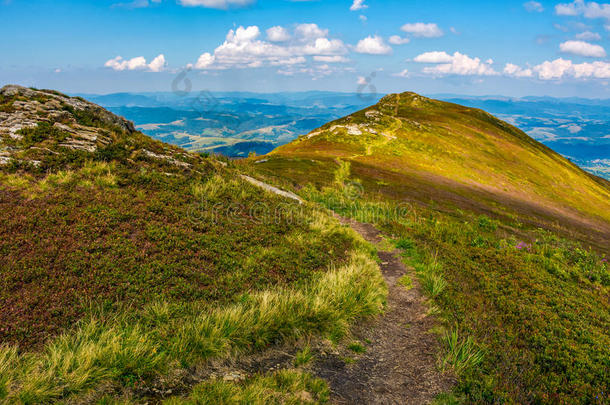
{"left": 0, "top": 86, "right": 386, "bottom": 403}
{"left": 259, "top": 92, "right": 610, "bottom": 251}
{"left": 247, "top": 92, "right": 610, "bottom": 404}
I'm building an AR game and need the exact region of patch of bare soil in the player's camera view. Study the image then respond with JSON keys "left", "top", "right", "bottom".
{"left": 316, "top": 216, "right": 455, "bottom": 404}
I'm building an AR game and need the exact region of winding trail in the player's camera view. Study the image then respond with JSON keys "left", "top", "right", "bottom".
{"left": 315, "top": 216, "right": 454, "bottom": 404}
{"left": 240, "top": 174, "right": 455, "bottom": 404}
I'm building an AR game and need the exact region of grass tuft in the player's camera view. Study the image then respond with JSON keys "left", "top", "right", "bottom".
{"left": 440, "top": 329, "right": 484, "bottom": 375}
{"left": 163, "top": 369, "right": 329, "bottom": 404}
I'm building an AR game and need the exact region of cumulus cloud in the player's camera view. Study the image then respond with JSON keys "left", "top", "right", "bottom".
{"left": 354, "top": 35, "right": 392, "bottom": 54}
{"left": 575, "top": 30, "right": 602, "bottom": 40}
{"left": 555, "top": 0, "right": 610, "bottom": 20}
{"left": 350, "top": 0, "right": 368, "bottom": 11}
{"left": 392, "top": 69, "right": 409, "bottom": 78}
{"left": 503, "top": 63, "right": 534, "bottom": 77}
{"left": 524, "top": 1, "right": 544, "bottom": 12}
{"left": 560, "top": 40, "right": 606, "bottom": 57}
{"left": 294, "top": 23, "right": 328, "bottom": 40}
{"left": 104, "top": 54, "right": 166, "bottom": 72}
{"left": 177, "top": 0, "right": 255, "bottom": 9}
{"left": 415, "top": 51, "right": 497, "bottom": 76}
{"left": 194, "top": 52, "right": 215, "bottom": 69}
{"left": 400, "top": 22, "right": 444, "bottom": 38}
{"left": 532, "top": 58, "right": 610, "bottom": 79}
{"left": 388, "top": 35, "right": 410, "bottom": 45}
{"left": 189, "top": 24, "right": 349, "bottom": 75}
{"left": 266, "top": 26, "right": 291, "bottom": 42}
{"left": 413, "top": 51, "right": 453, "bottom": 63}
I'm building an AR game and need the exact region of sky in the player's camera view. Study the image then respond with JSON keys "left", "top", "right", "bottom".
{"left": 1, "top": 0, "right": 610, "bottom": 97}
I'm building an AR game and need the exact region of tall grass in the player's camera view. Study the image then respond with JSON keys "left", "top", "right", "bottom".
{"left": 0, "top": 252, "right": 386, "bottom": 403}
{"left": 163, "top": 369, "right": 329, "bottom": 404}
{"left": 440, "top": 329, "right": 484, "bottom": 375}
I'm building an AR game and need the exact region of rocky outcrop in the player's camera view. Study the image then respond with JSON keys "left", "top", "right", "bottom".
{"left": 0, "top": 85, "right": 136, "bottom": 166}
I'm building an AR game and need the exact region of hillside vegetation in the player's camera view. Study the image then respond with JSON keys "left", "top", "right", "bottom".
{"left": 0, "top": 85, "right": 386, "bottom": 403}
{"left": 262, "top": 92, "right": 610, "bottom": 250}
{"left": 248, "top": 92, "right": 610, "bottom": 404}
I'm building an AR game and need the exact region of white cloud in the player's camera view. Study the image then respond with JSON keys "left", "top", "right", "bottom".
{"left": 524, "top": 1, "right": 544, "bottom": 12}
{"left": 189, "top": 24, "right": 348, "bottom": 74}
{"left": 575, "top": 30, "right": 602, "bottom": 40}
{"left": 266, "top": 26, "right": 291, "bottom": 42}
{"left": 388, "top": 35, "right": 410, "bottom": 45}
{"left": 104, "top": 54, "right": 166, "bottom": 72}
{"left": 350, "top": 0, "right": 368, "bottom": 11}
{"left": 359, "top": 14, "right": 367, "bottom": 22}
{"left": 269, "top": 56, "right": 306, "bottom": 66}
{"left": 413, "top": 51, "right": 453, "bottom": 63}
{"left": 566, "top": 124, "right": 583, "bottom": 133}
{"left": 400, "top": 22, "right": 444, "bottom": 38}
{"left": 503, "top": 63, "right": 534, "bottom": 77}
{"left": 533, "top": 58, "right": 610, "bottom": 79}
{"left": 357, "top": 76, "right": 368, "bottom": 85}
{"left": 177, "top": 0, "right": 255, "bottom": 9}
{"left": 194, "top": 52, "right": 215, "bottom": 69}
{"left": 313, "top": 55, "right": 349, "bottom": 63}
{"left": 555, "top": 0, "right": 610, "bottom": 21}
{"left": 560, "top": 40, "right": 606, "bottom": 57}
{"left": 303, "top": 37, "right": 347, "bottom": 54}
{"left": 354, "top": 35, "right": 392, "bottom": 54}
{"left": 416, "top": 51, "right": 498, "bottom": 76}
{"left": 294, "top": 23, "right": 328, "bottom": 40}
{"left": 392, "top": 69, "right": 409, "bottom": 78}
{"left": 147, "top": 54, "right": 167, "bottom": 72}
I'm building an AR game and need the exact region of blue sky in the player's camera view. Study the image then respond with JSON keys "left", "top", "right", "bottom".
{"left": 2, "top": 0, "right": 610, "bottom": 97}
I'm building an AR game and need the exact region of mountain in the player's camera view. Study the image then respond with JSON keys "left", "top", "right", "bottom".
{"left": 249, "top": 91, "right": 610, "bottom": 403}
{"left": 257, "top": 92, "right": 610, "bottom": 250}
{"left": 0, "top": 85, "right": 384, "bottom": 403}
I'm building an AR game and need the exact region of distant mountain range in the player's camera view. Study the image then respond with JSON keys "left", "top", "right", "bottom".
{"left": 75, "top": 91, "right": 610, "bottom": 179}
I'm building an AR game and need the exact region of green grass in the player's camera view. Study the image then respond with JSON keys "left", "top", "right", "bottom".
{"left": 163, "top": 369, "right": 329, "bottom": 404}
{"left": 397, "top": 274, "right": 413, "bottom": 290}
{"left": 440, "top": 329, "right": 484, "bottom": 375}
{"left": 294, "top": 346, "right": 314, "bottom": 367}
{"left": 347, "top": 342, "right": 366, "bottom": 354}
{"left": 251, "top": 161, "right": 610, "bottom": 404}
{"left": 0, "top": 252, "right": 386, "bottom": 403}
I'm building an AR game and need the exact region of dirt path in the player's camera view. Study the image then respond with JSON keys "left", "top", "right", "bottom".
{"left": 314, "top": 216, "right": 454, "bottom": 404}
{"left": 233, "top": 175, "right": 454, "bottom": 404}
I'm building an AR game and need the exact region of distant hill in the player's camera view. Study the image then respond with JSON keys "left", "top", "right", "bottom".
{"left": 74, "top": 91, "right": 381, "bottom": 158}
{"left": 257, "top": 92, "right": 610, "bottom": 250}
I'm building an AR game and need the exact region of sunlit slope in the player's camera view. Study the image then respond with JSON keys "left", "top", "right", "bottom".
{"left": 262, "top": 92, "right": 610, "bottom": 248}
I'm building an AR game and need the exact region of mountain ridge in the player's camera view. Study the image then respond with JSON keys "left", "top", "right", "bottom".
{"left": 256, "top": 91, "right": 610, "bottom": 251}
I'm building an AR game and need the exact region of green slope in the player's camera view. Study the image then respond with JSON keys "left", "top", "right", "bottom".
{"left": 258, "top": 92, "right": 610, "bottom": 250}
